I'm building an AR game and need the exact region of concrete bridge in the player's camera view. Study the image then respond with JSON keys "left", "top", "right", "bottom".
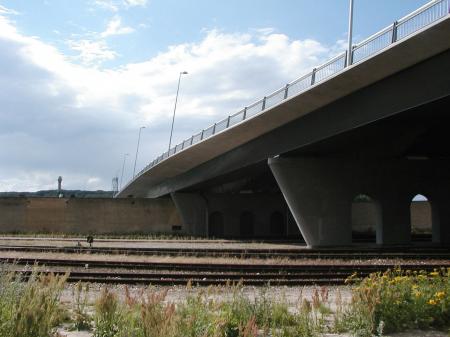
{"left": 117, "top": 0, "right": 450, "bottom": 247}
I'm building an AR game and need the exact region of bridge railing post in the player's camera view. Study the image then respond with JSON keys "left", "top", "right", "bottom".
{"left": 212, "top": 123, "right": 216, "bottom": 135}
{"left": 283, "top": 84, "right": 289, "bottom": 99}
{"left": 243, "top": 107, "right": 247, "bottom": 120}
{"left": 200, "top": 130, "right": 204, "bottom": 140}
{"left": 226, "top": 116, "right": 230, "bottom": 128}
{"left": 348, "top": 46, "right": 355, "bottom": 66}
{"left": 310, "top": 68, "right": 317, "bottom": 85}
{"left": 190, "top": 135, "right": 194, "bottom": 145}
{"left": 261, "top": 97, "right": 266, "bottom": 111}
{"left": 391, "top": 21, "right": 398, "bottom": 43}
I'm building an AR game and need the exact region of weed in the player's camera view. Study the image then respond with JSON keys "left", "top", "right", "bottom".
{"left": 0, "top": 269, "right": 67, "bottom": 337}
{"left": 72, "top": 281, "right": 92, "bottom": 331}
{"left": 93, "top": 287, "right": 122, "bottom": 337}
{"left": 343, "top": 268, "right": 450, "bottom": 335}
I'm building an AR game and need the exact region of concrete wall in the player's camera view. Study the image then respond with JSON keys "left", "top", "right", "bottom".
{"left": 205, "top": 192, "right": 300, "bottom": 238}
{"left": 352, "top": 201, "right": 432, "bottom": 234}
{"left": 0, "top": 196, "right": 432, "bottom": 237}
{"left": 0, "top": 197, "right": 182, "bottom": 234}
{"left": 171, "top": 192, "right": 301, "bottom": 239}
{"left": 410, "top": 201, "right": 432, "bottom": 233}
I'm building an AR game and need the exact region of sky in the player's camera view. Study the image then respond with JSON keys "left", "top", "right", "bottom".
{"left": 0, "top": 0, "right": 431, "bottom": 192}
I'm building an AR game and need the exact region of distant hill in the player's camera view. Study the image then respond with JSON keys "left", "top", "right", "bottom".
{"left": 0, "top": 190, "right": 114, "bottom": 198}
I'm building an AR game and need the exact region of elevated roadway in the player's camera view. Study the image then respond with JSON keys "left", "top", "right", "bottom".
{"left": 117, "top": 1, "right": 450, "bottom": 247}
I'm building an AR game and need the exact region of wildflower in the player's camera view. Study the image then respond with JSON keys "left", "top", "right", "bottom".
{"left": 428, "top": 299, "right": 437, "bottom": 305}
{"left": 429, "top": 271, "right": 439, "bottom": 277}
{"left": 434, "top": 291, "right": 445, "bottom": 300}
{"left": 394, "top": 276, "right": 403, "bottom": 283}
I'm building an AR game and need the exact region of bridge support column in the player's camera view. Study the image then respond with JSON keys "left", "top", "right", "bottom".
{"left": 378, "top": 196, "right": 411, "bottom": 245}
{"left": 268, "top": 157, "right": 352, "bottom": 248}
{"left": 171, "top": 193, "right": 208, "bottom": 236}
{"left": 432, "top": 192, "right": 450, "bottom": 245}
{"left": 270, "top": 157, "right": 450, "bottom": 247}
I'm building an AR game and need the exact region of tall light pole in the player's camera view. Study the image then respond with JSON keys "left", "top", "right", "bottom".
{"left": 119, "top": 153, "right": 129, "bottom": 190}
{"left": 168, "top": 71, "right": 188, "bottom": 152}
{"left": 133, "top": 126, "right": 146, "bottom": 178}
{"left": 347, "top": 0, "right": 355, "bottom": 66}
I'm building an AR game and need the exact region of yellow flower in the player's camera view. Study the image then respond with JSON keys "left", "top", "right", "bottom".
{"left": 428, "top": 299, "right": 437, "bottom": 305}
{"left": 429, "top": 271, "right": 439, "bottom": 277}
{"left": 434, "top": 291, "right": 445, "bottom": 300}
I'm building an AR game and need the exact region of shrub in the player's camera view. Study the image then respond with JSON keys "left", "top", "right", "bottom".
{"left": 344, "top": 268, "right": 450, "bottom": 335}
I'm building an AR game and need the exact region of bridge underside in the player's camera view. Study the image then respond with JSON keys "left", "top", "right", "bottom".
{"left": 168, "top": 50, "right": 450, "bottom": 247}
{"left": 173, "top": 94, "right": 450, "bottom": 246}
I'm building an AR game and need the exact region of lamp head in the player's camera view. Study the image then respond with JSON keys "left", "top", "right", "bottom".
{"left": 181, "top": 71, "right": 188, "bottom": 75}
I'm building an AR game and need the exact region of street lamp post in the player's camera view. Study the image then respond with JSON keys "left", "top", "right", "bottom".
{"left": 119, "top": 153, "right": 129, "bottom": 190}
{"left": 133, "top": 126, "right": 146, "bottom": 178}
{"left": 168, "top": 71, "right": 188, "bottom": 152}
{"left": 347, "top": 0, "right": 355, "bottom": 66}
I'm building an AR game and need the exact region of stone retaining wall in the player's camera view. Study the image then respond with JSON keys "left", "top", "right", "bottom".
{"left": 0, "top": 197, "right": 182, "bottom": 234}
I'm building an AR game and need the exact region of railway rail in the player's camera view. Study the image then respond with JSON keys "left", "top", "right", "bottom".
{"left": 0, "top": 244, "right": 449, "bottom": 260}
{"left": 2, "top": 256, "right": 448, "bottom": 286}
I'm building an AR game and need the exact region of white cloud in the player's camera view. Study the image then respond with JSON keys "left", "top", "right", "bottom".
{"left": 91, "top": 0, "right": 147, "bottom": 11}
{"left": 0, "top": 12, "right": 337, "bottom": 191}
{"left": 0, "top": 5, "right": 19, "bottom": 15}
{"left": 91, "top": 0, "right": 119, "bottom": 12}
{"left": 67, "top": 39, "right": 118, "bottom": 65}
{"left": 100, "top": 16, "right": 135, "bottom": 38}
{"left": 124, "top": 0, "right": 148, "bottom": 8}
{"left": 67, "top": 16, "right": 134, "bottom": 65}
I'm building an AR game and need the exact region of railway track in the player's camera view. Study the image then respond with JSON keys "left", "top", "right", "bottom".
{"left": 0, "top": 244, "right": 449, "bottom": 259}
{"left": 2, "top": 257, "right": 447, "bottom": 286}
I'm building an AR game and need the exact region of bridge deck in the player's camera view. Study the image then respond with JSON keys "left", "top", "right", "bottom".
{"left": 117, "top": 4, "right": 450, "bottom": 198}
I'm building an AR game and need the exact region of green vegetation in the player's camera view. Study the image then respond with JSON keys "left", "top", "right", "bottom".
{"left": 0, "top": 269, "right": 67, "bottom": 337}
{"left": 0, "top": 267, "right": 449, "bottom": 336}
{"left": 342, "top": 268, "right": 450, "bottom": 336}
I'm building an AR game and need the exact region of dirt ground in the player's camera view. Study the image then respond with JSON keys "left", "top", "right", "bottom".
{"left": 0, "top": 237, "right": 305, "bottom": 250}
{"left": 60, "top": 283, "right": 353, "bottom": 307}
{"left": 2, "top": 250, "right": 449, "bottom": 268}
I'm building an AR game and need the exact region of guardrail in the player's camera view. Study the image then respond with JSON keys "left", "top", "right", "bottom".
{"left": 122, "top": 0, "right": 449, "bottom": 193}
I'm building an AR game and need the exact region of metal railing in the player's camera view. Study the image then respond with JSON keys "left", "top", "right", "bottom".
{"left": 125, "top": 0, "right": 449, "bottom": 190}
